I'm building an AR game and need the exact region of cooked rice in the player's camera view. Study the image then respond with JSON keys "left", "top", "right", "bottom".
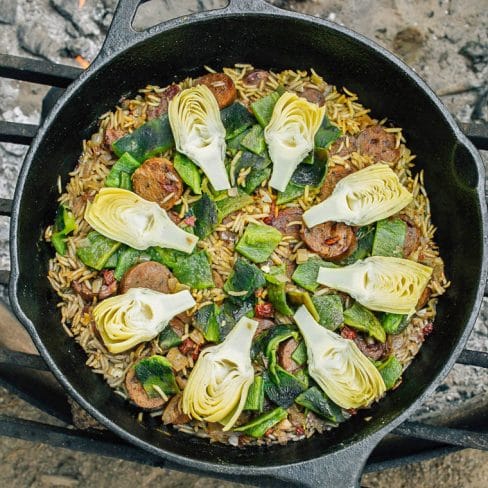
{"left": 45, "top": 64, "right": 448, "bottom": 446}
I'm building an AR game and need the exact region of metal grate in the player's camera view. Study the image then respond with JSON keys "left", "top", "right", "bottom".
{"left": 0, "top": 53, "right": 487, "bottom": 480}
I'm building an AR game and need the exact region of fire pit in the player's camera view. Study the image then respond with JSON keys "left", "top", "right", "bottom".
{"left": 0, "top": 0, "right": 487, "bottom": 486}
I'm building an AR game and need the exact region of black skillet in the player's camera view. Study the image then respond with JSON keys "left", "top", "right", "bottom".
{"left": 9, "top": 0, "right": 488, "bottom": 486}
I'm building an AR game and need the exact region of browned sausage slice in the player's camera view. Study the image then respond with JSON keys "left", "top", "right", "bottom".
{"left": 196, "top": 73, "right": 237, "bottom": 108}
{"left": 119, "top": 261, "right": 174, "bottom": 294}
{"left": 319, "top": 164, "right": 354, "bottom": 200}
{"left": 254, "top": 318, "right": 275, "bottom": 338}
{"left": 146, "top": 84, "right": 181, "bottom": 120}
{"left": 301, "top": 222, "right": 357, "bottom": 261}
{"left": 416, "top": 286, "right": 431, "bottom": 310}
{"left": 278, "top": 338, "right": 300, "bottom": 373}
{"left": 353, "top": 335, "right": 386, "bottom": 361}
{"left": 162, "top": 393, "right": 190, "bottom": 425}
{"left": 104, "top": 128, "right": 125, "bottom": 149}
{"left": 244, "top": 69, "right": 270, "bottom": 87}
{"left": 132, "top": 157, "right": 183, "bottom": 210}
{"left": 125, "top": 367, "right": 166, "bottom": 411}
{"left": 328, "top": 136, "right": 358, "bottom": 159}
{"left": 269, "top": 207, "right": 303, "bottom": 239}
{"left": 356, "top": 125, "right": 400, "bottom": 163}
{"left": 299, "top": 87, "right": 325, "bottom": 107}
{"left": 399, "top": 215, "right": 421, "bottom": 257}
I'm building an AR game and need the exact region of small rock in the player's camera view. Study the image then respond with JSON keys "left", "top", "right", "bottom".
{"left": 393, "top": 27, "right": 425, "bottom": 63}
{"left": 0, "top": 0, "right": 17, "bottom": 24}
{"left": 459, "top": 41, "right": 488, "bottom": 73}
{"left": 17, "top": 22, "right": 61, "bottom": 61}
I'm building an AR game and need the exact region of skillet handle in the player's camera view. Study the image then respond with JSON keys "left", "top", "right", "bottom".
{"left": 99, "top": 0, "right": 283, "bottom": 58}
{"left": 250, "top": 435, "right": 382, "bottom": 488}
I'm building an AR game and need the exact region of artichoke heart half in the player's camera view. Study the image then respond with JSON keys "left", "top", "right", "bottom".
{"left": 93, "top": 288, "right": 196, "bottom": 354}
{"left": 85, "top": 187, "right": 198, "bottom": 252}
{"left": 294, "top": 305, "right": 386, "bottom": 409}
{"left": 265, "top": 92, "right": 325, "bottom": 192}
{"left": 168, "top": 85, "right": 230, "bottom": 190}
{"left": 182, "top": 316, "right": 258, "bottom": 430}
{"left": 303, "top": 163, "right": 413, "bottom": 227}
{"left": 318, "top": 256, "right": 433, "bottom": 315}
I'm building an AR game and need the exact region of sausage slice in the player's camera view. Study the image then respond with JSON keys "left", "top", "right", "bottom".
{"left": 319, "top": 164, "right": 354, "bottom": 200}
{"left": 301, "top": 222, "right": 357, "bottom": 261}
{"left": 254, "top": 318, "right": 275, "bottom": 338}
{"left": 196, "top": 73, "right": 237, "bottom": 108}
{"left": 244, "top": 69, "right": 270, "bottom": 87}
{"left": 269, "top": 207, "right": 303, "bottom": 239}
{"left": 132, "top": 157, "right": 183, "bottom": 210}
{"left": 119, "top": 261, "right": 174, "bottom": 294}
{"left": 125, "top": 367, "right": 166, "bottom": 411}
{"left": 399, "top": 215, "right": 421, "bottom": 257}
{"left": 356, "top": 125, "right": 400, "bottom": 163}
{"left": 328, "top": 136, "right": 358, "bottom": 159}
{"left": 299, "top": 87, "right": 325, "bottom": 107}
{"left": 162, "top": 393, "right": 190, "bottom": 425}
{"left": 278, "top": 338, "right": 300, "bottom": 373}
{"left": 416, "top": 286, "right": 431, "bottom": 310}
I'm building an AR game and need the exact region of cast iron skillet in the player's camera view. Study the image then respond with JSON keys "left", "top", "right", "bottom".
{"left": 9, "top": 0, "right": 488, "bottom": 486}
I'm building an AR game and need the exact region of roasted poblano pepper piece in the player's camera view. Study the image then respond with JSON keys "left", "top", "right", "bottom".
{"left": 221, "top": 102, "right": 255, "bottom": 140}
{"left": 236, "top": 223, "right": 282, "bottom": 263}
{"left": 224, "top": 257, "right": 265, "bottom": 300}
{"left": 173, "top": 152, "right": 202, "bottom": 195}
{"left": 172, "top": 250, "right": 214, "bottom": 289}
{"left": 77, "top": 231, "right": 122, "bottom": 270}
{"left": 134, "top": 355, "right": 179, "bottom": 398}
{"left": 295, "top": 386, "right": 345, "bottom": 423}
{"left": 380, "top": 312, "right": 409, "bottom": 335}
{"left": 240, "top": 124, "right": 266, "bottom": 155}
{"left": 112, "top": 115, "right": 175, "bottom": 162}
{"left": 149, "top": 246, "right": 186, "bottom": 269}
{"left": 265, "top": 324, "right": 300, "bottom": 381}
{"left": 251, "top": 90, "right": 282, "bottom": 127}
{"left": 340, "top": 225, "right": 375, "bottom": 265}
{"left": 292, "top": 257, "right": 336, "bottom": 292}
{"left": 194, "top": 303, "right": 221, "bottom": 342}
{"left": 343, "top": 302, "right": 386, "bottom": 343}
{"left": 264, "top": 368, "right": 307, "bottom": 408}
{"left": 235, "top": 407, "right": 288, "bottom": 437}
{"left": 277, "top": 181, "right": 305, "bottom": 205}
{"left": 291, "top": 341, "right": 307, "bottom": 366}
{"left": 372, "top": 218, "right": 407, "bottom": 258}
{"left": 114, "top": 246, "right": 141, "bottom": 281}
{"left": 158, "top": 326, "right": 182, "bottom": 350}
{"left": 216, "top": 190, "right": 253, "bottom": 220}
{"left": 192, "top": 194, "right": 218, "bottom": 239}
{"left": 265, "top": 266, "right": 293, "bottom": 316}
{"left": 290, "top": 154, "right": 327, "bottom": 188}
{"left": 375, "top": 356, "right": 403, "bottom": 389}
{"left": 105, "top": 152, "right": 141, "bottom": 188}
{"left": 311, "top": 294, "right": 344, "bottom": 331}
{"left": 51, "top": 204, "right": 77, "bottom": 255}
{"left": 244, "top": 375, "right": 265, "bottom": 412}
{"left": 287, "top": 290, "right": 320, "bottom": 321}
{"left": 314, "top": 115, "right": 341, "bottom": 159}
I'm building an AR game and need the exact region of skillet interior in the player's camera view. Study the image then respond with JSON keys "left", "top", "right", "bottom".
{"left": 10, "top": 12, "right": 486, "bottom": 471}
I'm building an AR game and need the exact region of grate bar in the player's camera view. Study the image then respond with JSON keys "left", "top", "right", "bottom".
{"left": 393, "top": 421, "right": 488, "bottom": 450}
{"left": 461, "top": 122, "right": 488, "bottom": 151}
{"left": 456, "top": 349, "right": 488, "bottom": 368}
{"left": 0, "top": 54, "right": 82, "bottom": 87}
{"left": 0, "top": 198, "right": 12, "bottom": 217}
{"left": 0, "top": 415, "right": 164, "bottom": 466}
{"left": 0, "top": 348, "right": 48, "bottom": 371}
{"left": 0, "top": 120, "right": 37, "bottom": 145}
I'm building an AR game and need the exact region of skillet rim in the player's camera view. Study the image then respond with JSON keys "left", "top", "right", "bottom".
{"left": 8, "top": 2, "right": 488, "bottom": 479}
